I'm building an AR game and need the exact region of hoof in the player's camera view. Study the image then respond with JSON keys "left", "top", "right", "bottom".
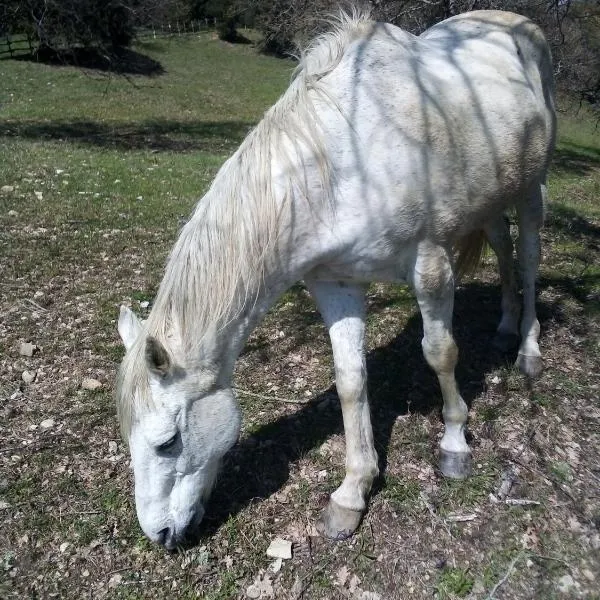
{"left": 439, "top": 449, "right": 472, "bottom": 479}
{"left": 492, "top": 332, "right": 520, "bottom": 353}
{"left": 316, "top": 500, "right": 363, "bottom": 541}
{"left": 515, "top": 353, "right": 543, "bottom": 379}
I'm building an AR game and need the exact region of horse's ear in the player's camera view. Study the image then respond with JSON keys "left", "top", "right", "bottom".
{"left": 145, "top": 337, "right": 171, "bottom": 378}
{"left": 118, "top": 305, "right": 142, "bottom": 350}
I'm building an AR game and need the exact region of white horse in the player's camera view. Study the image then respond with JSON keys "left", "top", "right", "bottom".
{"left": 116, "top": 9, "right": 555, "bottom": 549}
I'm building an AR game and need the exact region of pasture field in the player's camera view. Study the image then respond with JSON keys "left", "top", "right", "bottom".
{"left": 1, "top": 32, "right": 599, "bottom": 600}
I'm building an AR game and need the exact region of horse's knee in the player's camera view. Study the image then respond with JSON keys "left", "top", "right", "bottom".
{"left": 422, "top": 334, "right": 458, "bottom": 375}
{"left": 335, "top": 363, "right": 366, "bottom": 401}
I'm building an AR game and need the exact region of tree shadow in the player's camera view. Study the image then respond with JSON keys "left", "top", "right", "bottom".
{"left": 552, "top": 143, "right": 600, "bottom": 178}
{"left": 0, "top": 119, "right": 253, "bottom": 153}
{"left": 200, "top": 281, "right": 550, "bottom": 537}
{"left": 545, "top": 202, "right": 600, "bottom": 241}
{"left": 12, "top": 46, "right": 164, "bottom": 76}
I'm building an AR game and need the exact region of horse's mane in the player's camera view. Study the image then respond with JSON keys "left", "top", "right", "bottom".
{"left": 116, "top": 8, "right": 373, "bottom": 438}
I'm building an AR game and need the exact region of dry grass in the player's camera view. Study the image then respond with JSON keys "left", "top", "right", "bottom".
{"left": 1, "top": 34, "right": 599, "bottom": 600}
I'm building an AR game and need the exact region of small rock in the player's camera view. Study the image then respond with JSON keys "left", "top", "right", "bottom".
{"left": 490, "top": 375, "right": 501, "bottom": 384}
{"left": 268, "top": 558, "right": 283, "bottom": 574}
{"left": 358, "top": 592, "right": 382, "bottom": 600}
{"left": 59, "top": 542, "right": 70, "bottom": 553}
{"left": 1, "top": 185, "right": 14, "bottom": 194}
{"left": 557, "top": 574, "right": 576, "bottom": 594}
{"left": 19, "top": 342, "right": 38, "bottom": 357}
{"left": 246, "top": 584, "right": 261, "bottom": 599}
{"left": 34, "top": 191, "right": 43, "bottom": 200}
{"left": 40, "top": 418, "right": 55, "bottom": 429}
{"left": 108, "top": 441, "right": 118, "bottom": 454}
{"left": 8, "top": 210, "right": 18, "bottom": 217}
{"left": 22, "top": 370, "right": 36, "bottom": 384}
{"left": 82, "top": 378, "right": 102, "bottom": 391}
{"left": 266, "top": 537, "right": 292, "bottom": 560}
{"left": 582, "top": 569, "right": 595, "bottom": 582}
{"left": 140, "top": 301, "right": 150, "bottom": 309}
{"left": 33, "top": 290, "right": 44, "bottom": 300}
{"left": 0, "top": 500, "right": 11, "bottom": 510}
{"left": 108, "top": 573, "right": 123, "bottom": 588}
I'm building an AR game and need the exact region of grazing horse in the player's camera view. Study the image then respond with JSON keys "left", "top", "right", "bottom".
{"left": 116, "top": 10, "right": 555, "bottom": 549}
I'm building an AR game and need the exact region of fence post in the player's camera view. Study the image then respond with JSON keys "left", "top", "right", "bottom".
{"left": 7, "top": 37, "right": 13, "bottom": 58}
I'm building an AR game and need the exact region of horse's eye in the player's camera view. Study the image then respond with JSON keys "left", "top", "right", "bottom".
{"left": 157, "top": 434, "right": 178, "bottom": 452}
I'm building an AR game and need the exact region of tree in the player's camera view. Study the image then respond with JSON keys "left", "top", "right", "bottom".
{"left": 244, "top": 0, "right": 600, "bottom": 105}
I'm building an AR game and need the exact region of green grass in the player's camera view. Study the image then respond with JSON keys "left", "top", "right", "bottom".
{"left": 435, "top": 567, "right": 474, "bottom": 599}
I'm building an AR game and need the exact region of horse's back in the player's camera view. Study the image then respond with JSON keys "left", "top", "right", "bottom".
{"left": 315, "top": 11, "right": 555, "bottom": 249}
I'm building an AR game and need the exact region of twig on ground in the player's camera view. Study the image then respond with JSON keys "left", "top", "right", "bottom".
{"left": 234, "top": 387, "right": 312, "bottom": 405}
{"left": 21, "top": 298, "right": 48, "bottom": 312}
{"left": 419, "top": 492, "right": 452, "bottom": 537}
{"left": 505, "top": 498, "right": 541, "bottom": 506}
{"left": 528, "top": 552, "right": 573, "bottom": 572}
{"left": 445, "top": 513, "right": 477, "bottom": 522}
{"left": 487, "top": 551, "right": 524, "bottom": 599}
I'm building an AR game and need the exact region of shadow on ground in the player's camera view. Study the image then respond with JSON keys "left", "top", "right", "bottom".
{"left": 0, "top": 119, "right": 253, "bottom": 153}
{"left": 11, "top": 46, "right": 164, "bottom": 76}
{"left": 552, "top": 142, "right": 600, "bottom": 177}
{"left": 200, "top": 279, "right": 567, "bottom": 538}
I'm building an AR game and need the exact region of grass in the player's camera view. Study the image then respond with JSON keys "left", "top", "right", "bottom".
{"left": 1, "top": 31, "right": 600, "bottom": 600}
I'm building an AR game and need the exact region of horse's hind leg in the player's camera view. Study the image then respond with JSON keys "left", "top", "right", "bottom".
{"left": 413, "top": 241, "right": 471, "bottom": 479}
{"left": 483, "top": 215, "right": 520, "bottom": 352}
{"left": 306, "top": 280, "right": 378, "bottom": 540}
{"left": 515, "top": 181, "right": 546, "bottom": 378}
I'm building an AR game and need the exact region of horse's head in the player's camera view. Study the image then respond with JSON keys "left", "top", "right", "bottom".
{"left": 116, "top": 307, "right": 241, "bottom": 550}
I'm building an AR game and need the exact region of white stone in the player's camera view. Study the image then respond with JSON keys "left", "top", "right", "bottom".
{"left": 81, "top": 378, "right": 102, "bottom": 391}
{"left": 557, "top": 574, "right": 576, "bottom": 594}
{"left": 266, "top": 537, "right": 292, "bottom": 560}
{"left": 22, "top": 370, "right": 36, "bottom": 384}
{"left": 1, "top": 185, "right": 14, "bottom": 194}
{"left": 59, "top": 542, "right": 70, "bottom": 553}
{"left": 19, "top": 342, "right": 37, "bottom": 357}
{"left": 40, "top": 418, "right": 55, "bottom": 429}
{"left": 245, "top": 584, "right": 261, "bottom": 599}
{"left": 140, "top": 301, "right": 150, "bottom": 309}
{"left": 108, "top": 441, "right": 118, "bottom": 454}
{"left": 8, "top": 210, "right": 18, "bottom": 217}
{"left": 268, "top": 558, "right": 283, "bottom": 574}
{"left": 34, "top": 191, "right": 43, "bottom": 200}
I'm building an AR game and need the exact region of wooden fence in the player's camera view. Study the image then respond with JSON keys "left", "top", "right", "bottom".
{"left": 0, "top": 33, "right": 36, "bottom": 59}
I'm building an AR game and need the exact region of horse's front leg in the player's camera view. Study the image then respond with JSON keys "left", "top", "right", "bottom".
{"left": 413, "top": 242, "right": 472, "bottom": 479}
{"left": 307, "top": 279, "right": 379, "bottom": 540}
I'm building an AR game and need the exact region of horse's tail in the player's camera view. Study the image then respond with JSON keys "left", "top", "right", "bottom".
{"left": 454, "top": 229, "right": 488, "bottom": 280}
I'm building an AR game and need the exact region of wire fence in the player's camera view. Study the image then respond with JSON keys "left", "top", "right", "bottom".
{"left": 137, "top": 19, "right": 219, "bottom": 39}
{"left": 0, "top": 20, "right": 219, "bottom": 59}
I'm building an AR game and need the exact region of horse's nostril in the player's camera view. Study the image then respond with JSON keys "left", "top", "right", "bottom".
{"left": 156, "top": 527, "right": 170, "bottom": 546}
